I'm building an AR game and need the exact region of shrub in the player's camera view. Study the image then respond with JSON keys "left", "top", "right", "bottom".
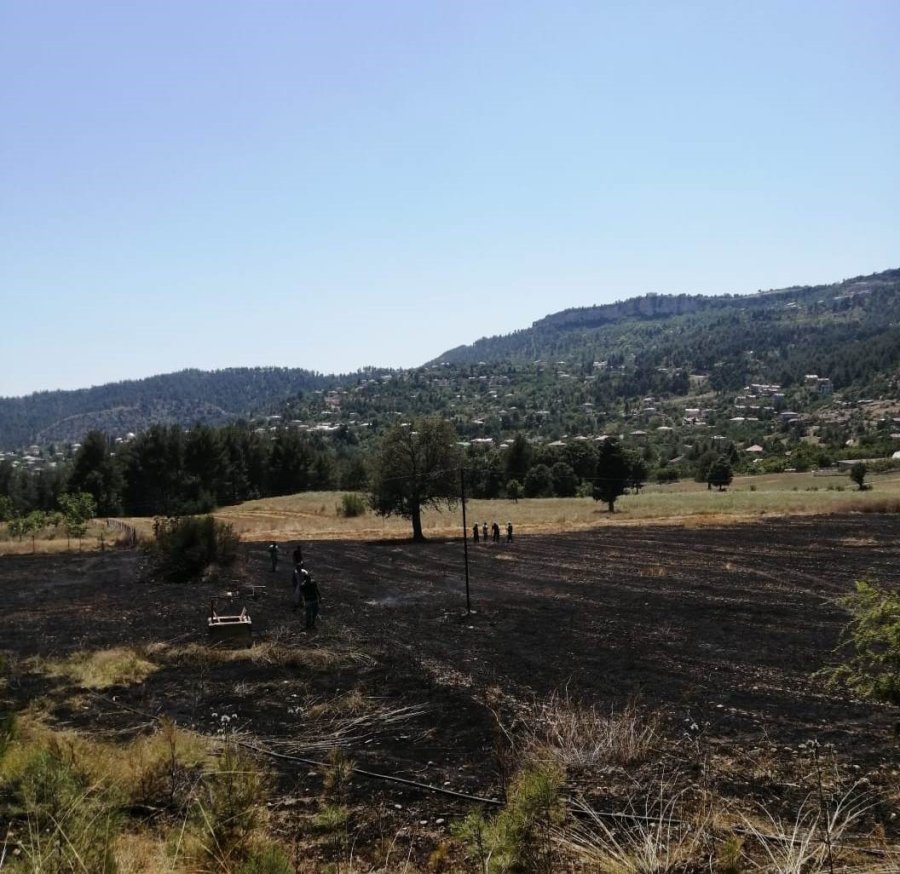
{"left": 820, "top": 580, "right": 900, "bottom": 704}
{"left": 655, "top": 467, "right": 679, "bottom": 484}
{"left": 453, "top": 761, "right": 564, "bottom": 873}
{"left": 850, "top": 461, "right": 868, "bottom": 490}
{"left": 17, "top": 751, "right": 121, "bottom": 873}
{"left": 192, "top": 741, "right": 270, "bottom": 869}
{"left": 151, "top": 516, "right": 239, "bottom": 582}
{"left": 336, "top": 492, "right": 367, "bottom": 518}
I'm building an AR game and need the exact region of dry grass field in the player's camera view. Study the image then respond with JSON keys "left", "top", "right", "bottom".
{"left": 3, "top": 469, "right": 899, "bottom": 554}
{"left": 0, "top": 520, "right": 114, "bottom": 555}
{"left": 210, "top": 469, "right": 900, "bottom": 542}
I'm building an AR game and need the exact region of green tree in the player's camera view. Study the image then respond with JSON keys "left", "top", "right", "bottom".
{"left": 369, "top": 417, "right": 461, "bottom": 541}
{"left": 524, "top": 464, "right": 554, "bottom": 498}
{"left": 184, "top": 423, "right": 228, "bottom": 508}
{"left": 58, "top": 492, "right": 97, "bottom": 551}
{"left": 592, "top": 439, "right": 631, "bottom": 513}
{"left": 67, "top": 430, "right": 123, "bottom": 515}
{"left": 850, "top": 461, "right": 867, "bottom": 491}
{"left": 23, "top": 510, "right": 48, "bottom": 553}
{"left": 506, "top": 479, "right": 522, "bottom": 502}
{"left": 822, "top": 580, "right": 900, "bottom": 705}
{"left": 505, "top": 433, "right": 533, "bottom": 484}
{"left": 707, "top": 456, "right": 734, "bottom": 491}
{"left": 550, "top": 461, "right": 578, "bottom": 497}
{"left": 629, "top": 454, "right": 649, "bottom": 493}
{"left": 121, "top": 425, "right": 185, "bottom": 515}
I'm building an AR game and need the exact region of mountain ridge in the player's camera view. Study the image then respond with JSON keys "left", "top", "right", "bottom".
{"left": 2, "top": 268, "right": 898, "bottom": 449}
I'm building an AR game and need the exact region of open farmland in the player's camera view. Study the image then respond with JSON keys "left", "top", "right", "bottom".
{"left": 1, "top": 512, "right": 899, "bottom": 870}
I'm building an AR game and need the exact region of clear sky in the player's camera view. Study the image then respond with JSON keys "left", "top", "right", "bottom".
{"left": 1, "top": 1, "right": 897, "bottom": 397}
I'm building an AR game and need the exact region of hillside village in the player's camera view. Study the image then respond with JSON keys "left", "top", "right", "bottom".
{"left": 2, "top": 268, "right": 900, "bottom": 505}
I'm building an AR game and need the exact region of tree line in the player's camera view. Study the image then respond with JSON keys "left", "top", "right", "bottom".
{"left": 0, "top": 417, "right": 739, "bottom": 529}
{"left": 0, "top": 424, "right": 362, "bottom": 519}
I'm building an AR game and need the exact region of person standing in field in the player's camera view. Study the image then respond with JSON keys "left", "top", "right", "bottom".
{"left": 506, "top": 521, "right": 513, "bottom": 543}
{"left": 268, "top": 541, "right": 279, "bottom": 572}
{"left": 492, "top": 521, "right": 500, "bottom": 543}
{"left": 482, "top": 521, "right": 488, "bottom": 543}
{"left": 300, "top": 567, "right": 321, "bottom": 630}
{"left": 291, "top": 561, "right": 303, "bottom": 612}
{"left": 472, "top": 523, "right": 479, "bottom": 543}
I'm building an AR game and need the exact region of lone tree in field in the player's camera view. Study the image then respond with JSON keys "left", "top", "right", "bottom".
{"left": 707, "top": 456, "right": 733, "bottom": 491}
{"left": 850, "top": 461, "right": 867, "bottom": 491}
{"left": 592, "top": 439, "right": 631, "bottom": 513}
{"left": 822, "top": 580, "right": 900, "bottom": 705}
{"left": 370, "top": 417, "right": 461, "bottom": 541}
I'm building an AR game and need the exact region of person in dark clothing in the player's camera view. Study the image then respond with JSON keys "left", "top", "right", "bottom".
{"left": 300, "top": 569, "right": 321, "bottom": 630}
{"left": 492, "top": 521, "right": 500, "bottom": 543}
{"left": 268, "top": 542, "right": 279, "bottom": 572}
{"left": 482, "top": 522, "right": 488, "bottom": 543}
{"left": 506, "top": 521, "right": 513, "bottom": 543}
{"left": 472, "top": 523, "right": 479, "bottom": 543}
{"left": 292, "top": 544, "right": 303, "bottom": 566}
{"left": 291, "top": 562, "right": 303, "bottom": 611}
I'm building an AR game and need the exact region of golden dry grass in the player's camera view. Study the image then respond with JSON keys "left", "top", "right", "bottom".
{"left": 207, "top": 469, "right": 900, "bottom": 542}
{"left": 164, "top": 639, "right": 374, "bottom": 671}
{"left": 33, "top": 646, "right": 159, "bottom": 689}
{"left": 44, "top": 470, "right": 900, "bottom": 547}
{"left": 0, "top": 710, "right": 212, "bottom": 796}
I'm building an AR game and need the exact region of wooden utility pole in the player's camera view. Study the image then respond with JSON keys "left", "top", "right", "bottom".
{"left": 460, "top": 467, "right": 471, "bottom": 613}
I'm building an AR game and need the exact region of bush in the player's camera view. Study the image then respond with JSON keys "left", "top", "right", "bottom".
{"left": 821, "top": 580, "right": 900, "bottom": 704}
{"left": 17, "top": 751, "right": 120, "bottom": 873}
{"left": 336, "top": 492, "right": 367, "bottom": 518}
{"left": 453, "top": 761, "right": 564, "bottom": 873}
{"left": 192, "top": 741, "right": 270, "bottom": 869}
{"left": 655, "top": 467, "right": 679, "bottom": 484}
{"left": 151, "top": 516, "right": 239, "bottom": 582}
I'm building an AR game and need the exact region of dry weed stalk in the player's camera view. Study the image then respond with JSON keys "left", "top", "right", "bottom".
{"left": 526, "top": 691, "right": 659, "bottom": 769}
{"left": 556, "top": 781, "right": 710, "bottom": 873}
{"left": 273, "top": 702, "right": 430, "bottom": 755}
{"left": 741, "top": 785, "right": 872, "bottom": 874}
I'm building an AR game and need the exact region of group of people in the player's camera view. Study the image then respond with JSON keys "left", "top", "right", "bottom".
{"left": 268, "top": 541, "right": 321, "bottom": 630}
{"left": 472, "top": 520, "right": 513, "bottom": 544}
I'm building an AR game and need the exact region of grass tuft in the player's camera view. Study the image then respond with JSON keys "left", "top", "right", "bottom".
{"left": 36, "top": 646, "right": 158, "bottom": 689}
{"left": 525, "top": 692, "right": 660, "bottom": 769}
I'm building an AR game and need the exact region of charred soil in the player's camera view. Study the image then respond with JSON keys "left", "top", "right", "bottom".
{"left": 1, "top": 513, "right": 898, "bottom": 868}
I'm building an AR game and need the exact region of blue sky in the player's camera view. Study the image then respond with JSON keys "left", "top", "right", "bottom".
{"left": 1, "top": 0, "right": 897, "bottom": 397}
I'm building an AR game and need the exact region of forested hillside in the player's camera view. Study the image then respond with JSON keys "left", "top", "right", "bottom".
{"left": 432, "top": 270, "right": 900, "bottom": 395}
{"left": 2, "top": 269, "right": 898, "bottom": 451}
{"left": 0, "top": 367, "right": 333, "bottom": 449}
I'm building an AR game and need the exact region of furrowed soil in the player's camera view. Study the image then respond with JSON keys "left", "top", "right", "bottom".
{"left": 2, "top": 514, "right": 899, "bottom": 867}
